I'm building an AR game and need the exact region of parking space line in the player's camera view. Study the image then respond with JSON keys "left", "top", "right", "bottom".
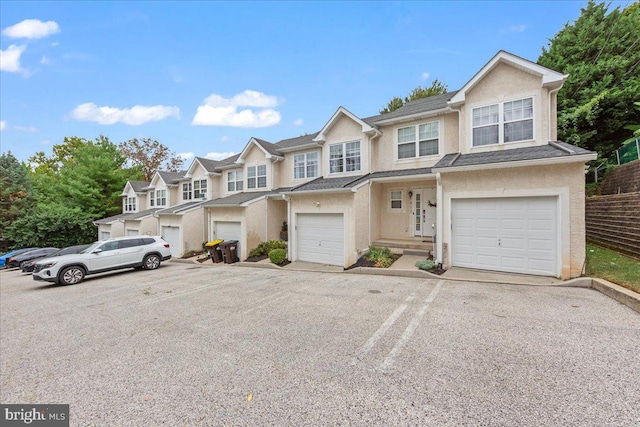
{"left": 139, "top": 282, "right": 229, "bottom": 305}
{"left": 379, "top": 281, "right": 443, "bottom": 372}
{"left": 351, "top": 293, "right": 416, "bottom": 364}
{"left": 237, "top": 291, "right": 289, "bottom": 316}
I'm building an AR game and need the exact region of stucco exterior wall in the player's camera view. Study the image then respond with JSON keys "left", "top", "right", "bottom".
{"left": 242, "top": 143, "right": 275, "bottom": 192}
{"left": 375, "top": 113, "right": 459, "bottom": 171}
{"left": 158, "top": 209, "right": 205, "bottom": 257}
{"left": 274, "top": 147, "right": 322, "bottom": 189}
{"left": 322, "top": 115, "right": 370, "bottom": 176}
{"left": 354, "top": 185, "right": 370, "bottom": 253}
{"left": 440, "top": 162, "right": 586, "bottom": 279}
{"left": 459, "top": 62, "right": 550, "bottom": 154}
{"left": 207, "top": 207, "right": 245, "bottom": 258}
{"left": 267, "top": 199, "right": 288, "bottom": 242}
{"left": 186, "top": 162, "right": 216, "bottom": 201}
{"left": 98, "top": 223, "right": 123, "bottom": 240}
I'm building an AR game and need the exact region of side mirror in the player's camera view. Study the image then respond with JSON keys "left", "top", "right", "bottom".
{"left": 92, "top": 248, "right": 103, "bottom": 254}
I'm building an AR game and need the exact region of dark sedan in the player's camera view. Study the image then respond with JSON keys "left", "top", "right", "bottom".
{"left": 7, "top": 248, "right": 59, "bottom": 269}
{"left": 21, "top": 245, "right": 90, "bottom": 273}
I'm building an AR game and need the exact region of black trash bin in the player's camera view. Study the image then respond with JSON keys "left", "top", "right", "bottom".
{"left": 205, "top": 240, "right": 224, "bottom": 263}
{"left": 219, "top": 240, "right": 239, "bottom": 264}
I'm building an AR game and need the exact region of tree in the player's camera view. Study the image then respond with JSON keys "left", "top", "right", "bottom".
{"left": 0, "top": 152, "right": 32, "bottom": 244}
{"left": 119, "top": 137, "right": 184, "bottom": 181}
{"left": 380, "top": 79, "right": 449, "bottom": 113}
{"left": 537, "top": 1, "right": 640, "bottom": 160}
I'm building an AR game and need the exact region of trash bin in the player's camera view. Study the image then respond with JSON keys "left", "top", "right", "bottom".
{"left": 205, "top": 239, "right": 224, "bottom": 263}
{"left": 219, "top": 240, "right": 238, "bottom": 264}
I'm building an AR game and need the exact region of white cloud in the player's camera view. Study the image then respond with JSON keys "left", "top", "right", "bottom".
{"left": 192, "top": 90, "right": 281, "bottom": 127}
{"left": 178, "top": 152, "right": 195, "bottom": 161}
{"left": 2, "top": 19, "right": 60, "bottom": 39}
{"left": 0, "top": 44, "right": 26, "bottom": 73}
{"left": 14, "top": 125, "right": 37, "bottom": 132}
{"left": 40, "top": 56, "right": 51, "bottom": 65}
{"left": 50, "top": 41, "right": 59, "bottom": 47}
{"left": 221, "top": 136, "right": 230, "bottom": 142}
{"left": 421, "top": 72, "right": 430, "bottom": 81}
{"left": 0, "top": 121, "right": 6, "bottom": 131}
{"left": 69, "top": 102, "right": 181, "bottom": 125}
{"left": 206, "top": 151, "right": 237, "bottom": 161}
{"left": 501, "top": 24, "right": 527, "bottom": 34}
{"left": 294, "top": 118, "right": 304, "bottom": 126}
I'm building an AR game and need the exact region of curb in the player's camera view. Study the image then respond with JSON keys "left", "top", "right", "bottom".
{"left": 591, "top": 278, "right": 640, "bottom": 314}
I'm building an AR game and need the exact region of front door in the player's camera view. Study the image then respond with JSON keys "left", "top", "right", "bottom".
{"left": 413, "top": 189, "right": 437, "bottom": 237}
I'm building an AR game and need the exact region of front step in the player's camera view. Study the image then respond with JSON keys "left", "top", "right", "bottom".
{"left": 372, "top": 239, "right": 433, "bottom": 256}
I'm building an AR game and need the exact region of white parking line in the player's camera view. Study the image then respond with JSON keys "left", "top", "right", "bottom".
{"left": 379, "top": 281, "right": 443, "bottom": 372}
{"left": 140, "top": 282, "right": 229, "bottom": 305}
{"left": 352, "top": 293, "right": 416, "bottom": 364}
{"left": 237, "top": 291, "right": 289, "bottom": 316}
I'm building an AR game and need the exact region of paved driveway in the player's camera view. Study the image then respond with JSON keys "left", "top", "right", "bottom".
{"left": 1, "top": 262, "right": 639, "bottom": 426}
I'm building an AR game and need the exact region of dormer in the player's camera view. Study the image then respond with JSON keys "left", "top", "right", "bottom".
{"left": 233, "top": 138, "right": 284, "bottom": 192}
{"left": 146, "top": 170, "right": 185, "bottom": 208}
{"left": 182, "top": 157, "right": 221, "bottom": 201}
{"left": 449, "top": 51, "right": 568, "bottom": 154}
{"left": 120, "top": 180, "right": 149, "bottom": 214}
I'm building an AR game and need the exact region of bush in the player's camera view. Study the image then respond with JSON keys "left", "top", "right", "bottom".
{"left": 415, "top": 259, "right": 436, "bottom": 271}
{"left": 366, "top": 246, "right": 392, "bottom": 261}
{"left": 269, "top": 248, "right": 287, "bottom": 265}
{"left": 375, "top": 257, "right": 394, "bottom": 268}
{"left": 248, "top": 240, "right": 287, "bottom": 258}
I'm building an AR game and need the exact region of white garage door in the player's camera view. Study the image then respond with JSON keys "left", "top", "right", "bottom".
{"left": 100, "top": 231, "right": 111, "bottom": 241}
{"left": 215, "top": 221, "right": 241, "bottom": 255}
{"left": 451, "top": 197, "right": 557, "bottom": 276}
{"left": 161, "top": 226, "right": 181, "bottom": 258}
{"left": 126, "top": 229, "right": 139, "bottom": 236}
{"left": 296, "top": 213, "right": 344, "bottom": 266}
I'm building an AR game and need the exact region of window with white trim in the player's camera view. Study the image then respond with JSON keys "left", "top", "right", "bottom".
{"left": 156, "top": 189, "right": 167, "bottom": 207}
{"left": 247, "top": 165, "right": 267, "bottom": 189}
{"left": 390, "top": 191, "right": 403, "bottom": 210}
{"left": 472, "top": 97, "right": 533, "bottom": 147}
{"left": 194, "top": 179, "right": 207, "bottom": 199}
{"left": 227, "top": 170, "right": 243, "bottom": 192}
{"left": 397, "top": 122, "right": 439, "bottom": 159}
{"left": 182, "top": 183, "right": 192, "bottom": 200}
{"left": 124, "top": 197, "right": 136, "bottom": 212}
{"left": 329, "top": 141, "right": 360, "bottom": 174}
{"left": 294, "top": 152, "right": 319, "bottom": 179}
{"left": 149, "top": 191, "right": 155, "bottom": 207}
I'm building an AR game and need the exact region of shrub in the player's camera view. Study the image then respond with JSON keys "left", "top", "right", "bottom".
{"left": 269, "top": 248, "right": 287, "bottom": 265}
{"left": 375, "top": 257, "right": 394, "bottom": 268}
{"left": 366, "top": 246, "right": 392, "bottom": 261}
{"left": 248, "top": 240, "right": 287, "bottom": 258}
{"left": 415, "top": 259, "right": 436, "bottom": 271}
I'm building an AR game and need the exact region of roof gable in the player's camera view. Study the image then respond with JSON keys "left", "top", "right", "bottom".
{"left": 236, "top": 137, "right": 283, "bottom": 164}
{"left": 185, "top": 156, "right": 221, "bottom": 177}
{"left": 449, "top": 50, "right": 567, "bottom": 106}
{"left": 149, "top": 170, "right": 185, "bottom": 187}
{"left": 313, "top": 107, "right": 381, "bottom": 143}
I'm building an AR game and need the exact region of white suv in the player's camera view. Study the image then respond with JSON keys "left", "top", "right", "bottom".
{"left": 32, "top": 236, "right": 172, "bottom": 285}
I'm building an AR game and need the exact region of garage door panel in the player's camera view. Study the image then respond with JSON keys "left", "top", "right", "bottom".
{"left": 452, "top": 197, "right": 557, "bottom": 276}
{"left": 162, "top": 226, "right": 181, "bottom": 258}
{"left": 297, "top": 213, "right": 344, "bottom": 266}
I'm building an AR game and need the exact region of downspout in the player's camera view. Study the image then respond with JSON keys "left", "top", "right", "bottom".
{"left": 265, "top": 199, "right": 269, "bottom": 241}
{"left": 368, "top": 181, "right": 372, "bottom": 246}
{"left": 281, "top": 194, "right": 291, "bottom": 261}
{"left": 548, "top": 85, "right": 563, "bottom": 141}
{"left": 436, "top": 172, "right": 444, "bottom": 267}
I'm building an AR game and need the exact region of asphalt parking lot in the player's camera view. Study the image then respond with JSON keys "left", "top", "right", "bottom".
{"left": 1, "top": 262, "right": 639, "bottom": 426}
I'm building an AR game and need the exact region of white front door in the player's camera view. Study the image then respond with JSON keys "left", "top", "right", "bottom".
{"left": 451, "top": 196, "right": 558, "bottom": 276}
{"left": 413, "top": 189, "right": 437, "bottom": 237}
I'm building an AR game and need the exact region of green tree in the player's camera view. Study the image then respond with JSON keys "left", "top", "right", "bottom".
{"left": 538, "top": 0, "right": 640, "bottom": 159}
{"left": 380, "top": 79, "right": 449, "bottom": 113}
{"left": 119, "top": 137, "right": 184, "bottom": 181}
{"left": 0, "top": 152, "right": 32, "bottom": 245}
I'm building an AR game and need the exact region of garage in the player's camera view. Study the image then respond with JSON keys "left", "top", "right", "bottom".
{"left": 126, "top": 229, "right": 139, "bottom": 236}
{"left": 214, "top": 221, "right": 242, "bottom": 255}
{"left": 296, "top": 213, "right": 344, "bottom": 266}
{"left": 100, "top": 231, "right": 111, "bottom": 241}
{"left": 451, "top": 197, "right": 558, "bottom": 276}
{"left": 161, "top": 226, "right": 181, "bottom": 258}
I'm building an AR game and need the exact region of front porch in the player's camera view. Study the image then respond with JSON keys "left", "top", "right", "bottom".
{"left": 372, "top": 237, "right": 434, "bottom": 257}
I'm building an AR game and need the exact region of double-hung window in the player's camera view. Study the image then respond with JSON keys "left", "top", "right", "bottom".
{"left": 294, "top": 152, "right": 319, "bottom": 180}
{"left": 329, "top": 141, "right": 360, "bottom": 174}
{"left": 194, "top": 179, "right": 207, "bottom": 199}
{"left": 397, "top": 122, "right": 439, "bottom": 159}
{"left": 390, "top": 191, "right": 403, "bottom": 210}
{"left": 472, "top": 97, "right": 533, "bottom": 147}
{"left": 227, "top": 170, "right": 243, "bottom": 192}
{"left": 156, "top": 189, "right": 167, "bottom": 207}
{"left": 149, "top": 191, "right": 155, "bottom": 207}
{"left": 125, "top": 197, "right": 136, "bottom": 212}
{"left": 182, "top": 183, "right": 192, "bottom": 200}
{"left": 247, "top": 165, "right": 267, "bottom": 189}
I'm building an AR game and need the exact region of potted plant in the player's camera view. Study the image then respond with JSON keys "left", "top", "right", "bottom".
{"left": 280, "top": 221, "right": 288, "bottom": 241}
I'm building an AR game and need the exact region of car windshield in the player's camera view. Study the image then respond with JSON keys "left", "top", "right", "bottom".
{"left": 80, "top": 241, "right": 102, "bottom": 254}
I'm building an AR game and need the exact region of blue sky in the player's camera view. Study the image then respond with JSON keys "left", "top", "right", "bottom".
{"left": 0, "top": 1, "right": 627, "bottom": 163}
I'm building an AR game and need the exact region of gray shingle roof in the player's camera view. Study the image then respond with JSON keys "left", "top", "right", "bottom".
{"left": 93, "top": 213, "right": 127, "bottom": 225}
{"left": 348, "top": 167, "right": 433, "bottom": 187}
{"left": 289, "top": 175, "right": 366, "bottom": 192}
{"left": 274, "top": 132, "right": 321, "bottom": 151}
{"left": 253, "top": 138, "right": 282, "bottom": 157}
{"left": 195, "top": 157, "right": 221, "bottom": 173}
{"left": 129, "top": 180, "right": 150, "bottom": 192}
{"left": 158, "top": 170, "right": 186, "bottom": 185}
{"left": 215, "top": 153, "right": 241, "bottom": 169}
{"left": 156, "top": 200, "right": 207, "bottom": 215}
{"left": 122, "top": 208, "right": 160, "bottom": 220}
{"left": 433, "top": 142, "right": 594, "bottom": 170}
{"left": 363, "top": 91, "right": 459, "bottom": 125}
{"left": 202, "top": 189, "right": 290, "bottom": 206}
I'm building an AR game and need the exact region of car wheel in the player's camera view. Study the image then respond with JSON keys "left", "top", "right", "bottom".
{"left": 143, "top": 254, "right": 161, "bottom": 270}
{"left": 20, "top": 261, "right": 28, "bottom": 270}
{"left": 59, "top": 266, "right": 85, "bottom": 285}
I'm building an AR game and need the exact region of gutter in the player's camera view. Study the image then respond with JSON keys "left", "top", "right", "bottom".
{"left": 373, "top": 107, "right": 451, "bottom": 126}
{"left": 431, "top": 153, "right": 598, "bottom": 174}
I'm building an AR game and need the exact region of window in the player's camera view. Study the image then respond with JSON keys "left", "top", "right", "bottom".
{"left": 294, "top": 152, "right": 319, "bottom": 179}
{"left": 330, "top": 141, "right": 360, "bottom": 174}
{"left": 156, "top": 189, "right": 167, "bottom": 206}
{"left": 247, "top": 165, "right": 267, "bottom": 189}
{"left": 149, "top": 191, "right": 155, "bottom": 207}
{"left": 390, "top": 191, "right": 403, "bottom": 209}
{"left": 100, "top": 241, "right": 119, "bottom": 252}
{"left": 194, "top": 179, "right": 207, "bottom": 199}
{"left": 182, "top": 183, "right": 192, "bottom": 200}
{"left": 472, "top": 97, "right": 533, "bottom": 147}
{"left": 397, "top": 122, "right": 439, "bottom": 159}
{"left": 227, "top": 171, "right": 243, "bottom": 192}
{"left": 125, "top": 197, "right": 136, "bottom": 212}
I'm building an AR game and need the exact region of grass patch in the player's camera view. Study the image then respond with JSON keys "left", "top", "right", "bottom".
{"left": 585, "top": 244, "right": 640, "bottom": 293}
